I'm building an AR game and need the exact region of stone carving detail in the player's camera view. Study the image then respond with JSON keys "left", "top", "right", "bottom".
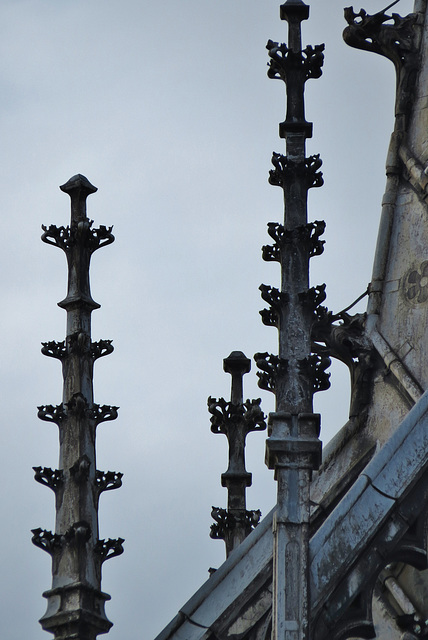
{"left": 299, "top": 284, "right": 327, "bottom": 311}
{"left": 36, "top": 176, "right": 121, "bottom": 639}
{"left": 37, "top": 403, "right": 66, "bottom": 424}
{"left": 266, "top": 40, "right": 324, "bottom": 82}
{"left": 208, "top": 397, "right": 266, "bottom": 434}
{"left": 210, "top": 506, "right": 262, "bottom": 541}
{"left": 260, "top": 306, "right": 279, "bottom": 328}
{"left": 41, "top": 337, "right": 113, "bottom": 360}
{"left": 65, "top": 393, "right": 89, "bottom": 417}
{"left": 259, "top": 284, "right": 288, "bottom": 328}
{"left": 269, "top": 152, "right": 323, "bottom": 190}
{"left": 95, "top": 538, "right": 125, "bottom": 562}
{"left": 70, "top": 455, "right": 91, "bottom": 483}
{"left": 41, "top": 340, "right": 67, "bottom": 359}
{"left": 262, "top": 242, "right": 280, "bottom": 263}
{"left": 313, "top": 309, "right": 374, "bottom": 419}
{"left": 254, "top": 352, "right": 288, "bottom": 393}
{"left": 89, "top": 404, "right": 119, "bottom": 425}
{"left": 96, "top": 470, "right": 123, "bottom": 493}
{"left": 91, "top": 339, "right": 114, "bottom": 360}
{"left": 396, "top": 613, "right": 428, "bottom": 638}
{"left": 31, "top": 528, "right": 62, "bottom": 555}
{"left": 259, "top": 284, "right": 284, "bottom": 308}
{"left": 63, "top": 521, "right": 92, "bottom": 545}
{"left": 33, "top": 467, "right": 63, "bottom": 491}
{"left": 298, "top": 354, "right": 331, "bottom": 393}
{"left": 208, "top": 351, "right": 266, "bottom": 557}
{"left": 41, "top": 222, "right": 114, "bottom": 254}
{"left": 67, "top": 332, "right": 90, "bottom": 354}
{"left": 343, "top": 3, "right": 419, "bottom": 119}
{"left": 32, "top": 522, "right": 93, "bottom": 555}
{"left": 38, "top": 397, "right": 119, "bottom": 425}
{"left": 404, "top": 261, "right": 428, "bottom": 304}
{"left": 40, "top": 225, "right": 70, "bottom": 251}
{"left": 262, "top": 220, "right": 325, "bottom": 262}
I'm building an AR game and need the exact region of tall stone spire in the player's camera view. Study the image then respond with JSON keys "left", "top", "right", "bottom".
{"left": 32, "top": 175, "right": 123, "bottom": 640}
{"left": 256, "top": 2, "right": 327, "bottom": 638}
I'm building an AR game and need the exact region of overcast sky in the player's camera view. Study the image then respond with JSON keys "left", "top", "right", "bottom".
{"left": 0, "top": 1, "right": 416, "bottom": 639}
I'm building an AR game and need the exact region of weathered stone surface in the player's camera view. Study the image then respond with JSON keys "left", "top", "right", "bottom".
{"left": 35, "top": 177, "right": 122, "bottom": 640}
{"left": 152, "top": 2, "right": 428, "bottom": 640}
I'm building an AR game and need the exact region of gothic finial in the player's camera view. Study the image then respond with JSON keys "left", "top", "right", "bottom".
{"left": 223, "top": 351, "right": 251, "bottom": 404}
{"left": 60, "top": 174, "right": 97, "bottom": 195}
{"left": 208, "top": 352, "right": 266, "bottom": 557}
{"left": 34, "top": 177, "right": 122, "bottom": 640}
{"left": 59, "top": 174, "right": 97, "bottom": 223}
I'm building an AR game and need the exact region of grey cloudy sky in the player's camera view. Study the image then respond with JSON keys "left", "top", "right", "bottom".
{"left": 0, "top": 1, "right": 415, "bottom": 639}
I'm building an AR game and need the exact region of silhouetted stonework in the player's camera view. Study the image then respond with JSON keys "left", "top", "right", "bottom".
{"left": 33, "top": 175, "right": 123, "bottom": 640}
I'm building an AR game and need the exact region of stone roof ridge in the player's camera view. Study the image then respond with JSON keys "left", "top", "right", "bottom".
{"left": 153, "top": 388, "right": 428, "bottom": 640}
{"left": 310, "top": 387, "right": 428, "bottom": 637}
